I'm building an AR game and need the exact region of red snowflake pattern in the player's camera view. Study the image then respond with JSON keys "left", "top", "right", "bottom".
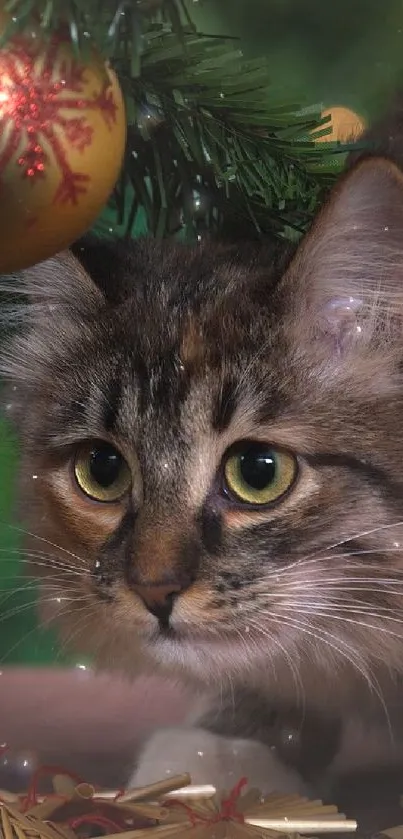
{"left": 0, "top": 34, "right": 118, "bottom": 204}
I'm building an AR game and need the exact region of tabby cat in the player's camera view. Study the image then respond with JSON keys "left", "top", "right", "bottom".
{"left": 4, "top": 116, "right": 403, "bottom": 797}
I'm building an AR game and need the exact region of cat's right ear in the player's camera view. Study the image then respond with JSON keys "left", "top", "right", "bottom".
{"left": 282, "top": 156, "right": 403, "bottom": 360}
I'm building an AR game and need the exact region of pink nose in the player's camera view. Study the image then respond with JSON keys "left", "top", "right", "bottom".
{"left": 132, "top": 582, "right": 183, "bottom": 624}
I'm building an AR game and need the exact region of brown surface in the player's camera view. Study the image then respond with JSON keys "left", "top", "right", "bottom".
{"left": 0, "top": 667, "right": 189, "bottom": 788}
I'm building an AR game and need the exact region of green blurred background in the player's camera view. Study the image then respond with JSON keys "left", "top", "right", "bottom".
{"left": 1, "top": 0, "right": 403, "bottom": 665}
{"left": 193, "top": 0, "right": 403, "bottom": 121}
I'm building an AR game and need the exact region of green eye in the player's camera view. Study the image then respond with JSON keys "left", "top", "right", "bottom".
{"left": 74, "top": 441, "right": 131, "bottom": 502}
{"left": 223, "top": 442, "right": 297, "bottom": 506}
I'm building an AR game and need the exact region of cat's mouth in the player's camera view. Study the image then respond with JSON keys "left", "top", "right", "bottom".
{"left": 145, "top": 621, "right": 267, "bottom": 681}
{"left": 129, "top": 598, "right": 261, "bottom": 654}
{"left": 155, "top": 622, "right": 177, "bottom": 640}
{"left": 148, "top": 618, "right": 251, "bottom": 647}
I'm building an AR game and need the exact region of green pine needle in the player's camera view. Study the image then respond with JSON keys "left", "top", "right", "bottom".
{"left": 4, "top": 0, "right": 355, "bottom": 241}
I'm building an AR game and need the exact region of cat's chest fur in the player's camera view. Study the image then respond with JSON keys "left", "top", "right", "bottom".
{"left": 131, "top": 681, "right": 403, "bottom": 799}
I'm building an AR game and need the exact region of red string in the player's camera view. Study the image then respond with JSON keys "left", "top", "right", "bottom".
{"left": 67, "top": 812, "right": 125, "bottom": 832}
{"left": 167, "top": 776, "right": 248, "bottom": 826}
{"left": 219, "top": 777, "right": 247, "bottom": 822}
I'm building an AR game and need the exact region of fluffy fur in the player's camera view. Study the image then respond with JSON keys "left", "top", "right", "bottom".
{"left": 4, "top": 137, "right": 403, "bottom": 795}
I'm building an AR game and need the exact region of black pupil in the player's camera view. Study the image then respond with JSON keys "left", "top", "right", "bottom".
{"left": 239, "top": 445, "right": 276, "bottom": 491}
{"left": 89, "top": 444, "right": 122, "bottom": 488}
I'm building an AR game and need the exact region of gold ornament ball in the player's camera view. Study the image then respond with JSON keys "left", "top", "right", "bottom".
{"left": 0, "top": 12, "right": 126, "bottom": 274}
{"left": 316, "top": 106, "right": 366, "bottom": 143}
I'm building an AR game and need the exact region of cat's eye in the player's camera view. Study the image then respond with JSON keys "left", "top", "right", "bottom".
{"left": 74, "top": 441, "right": 131, "bottom": 502}
{"left": 223, "top": 442, "right": 297, "bottom": 506}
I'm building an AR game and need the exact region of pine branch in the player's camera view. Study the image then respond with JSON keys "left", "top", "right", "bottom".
{"left": 109, "top": 27, "right": 349, "bottom": 240}
{"left": 3, "top": 0, "right": 193, "bottom": 56}
{"left": 3, "top": 0, "right": 352, "bottom": 240}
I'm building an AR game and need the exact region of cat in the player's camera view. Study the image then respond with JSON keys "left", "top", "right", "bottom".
{"left": 4, "top": 116, "right": 403, "bottom": 798}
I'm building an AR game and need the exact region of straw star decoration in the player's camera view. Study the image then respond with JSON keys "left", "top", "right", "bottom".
{"left": 0, "top": 762, "right": 357, "bottom": 839}
{"left": 114, "top": 777, "right": 357, "bottom": 838}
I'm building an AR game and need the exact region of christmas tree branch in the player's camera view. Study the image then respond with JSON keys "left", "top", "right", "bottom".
{"left": 110, "top": 27, "right": 348, "bottom": 239}
{"left": 4, "top": 0, "right": 351, "bottom": 240}
{"left": 3, "top": 0, "right": 190, "bottom": 55}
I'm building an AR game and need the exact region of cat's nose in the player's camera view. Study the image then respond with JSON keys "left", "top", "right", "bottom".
{"left": 133, "top": 583, "right": 183, "bottom": 625}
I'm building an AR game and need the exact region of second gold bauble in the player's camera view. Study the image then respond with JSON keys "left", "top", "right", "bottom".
{"left": 315, "top": 106, "right": 366, "bottom": 144}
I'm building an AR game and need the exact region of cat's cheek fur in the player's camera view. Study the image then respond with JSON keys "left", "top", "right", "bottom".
{"left": 129, "top": 727, "right": 310, "bottom": 796}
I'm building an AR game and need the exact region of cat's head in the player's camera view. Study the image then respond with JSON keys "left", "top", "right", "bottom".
{"left": 4, "top": 156, "right": 403, "bottom": 698}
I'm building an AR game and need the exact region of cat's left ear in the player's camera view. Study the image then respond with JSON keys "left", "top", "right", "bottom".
{"left": 283, "top": 156, "right": 403, "bottom": 357}
{"left": 18, "top": 249, "right": 104, "bottom": 313}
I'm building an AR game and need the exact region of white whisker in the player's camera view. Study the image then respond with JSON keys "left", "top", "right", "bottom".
{"left": 265, "top": 612, "right": 391, "bottom": 733}
{"left": 0, "top": 521, "right": 89, "bottom": 565}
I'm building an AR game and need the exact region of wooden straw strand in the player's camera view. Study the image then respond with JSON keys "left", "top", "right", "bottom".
{"left": 89, "top": 827, "right": 177, "bottom": 839}
{"left": 52, "top": 778, "right": 75, "bottom": 799}
{"left": 254, "top": 807, "right": 344, "bottom": 819}
{"left": 118, "top": 775, "right": 191, "bottom": 804}
{"left": 4, "top": 808, "right": 61, "bottom": 839}
{"left": 2, "top": 804, "right": 39, "bottom": 830}
{"left": 119, "top": 802, "right": 169, "bottom": 820}
{"left": 25, "top": 800, "right": 67, "bottom": 821}
{"left": 162, "top": 785, "right": 216, "bottom": 800}
{"left": 1, "top": 806, "right": 15, "bottom": 839}
{"left": 0, "top": 792, "right": 19, "bottom": 804}
{"left": 245, "top": 817, "right": 358, "bottom": 833}
{"left": 12, "top": 823, "right": 32, "bottom": 839}
{"left": 261, "top": 795, "right": 310, "bottom": 807}
{"left": 71, "top": 784, "right": 95, "bottom": 801}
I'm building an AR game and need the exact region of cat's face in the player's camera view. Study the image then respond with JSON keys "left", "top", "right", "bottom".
{"left": 5, "top": 157, "right": 403, "bottom": 697}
